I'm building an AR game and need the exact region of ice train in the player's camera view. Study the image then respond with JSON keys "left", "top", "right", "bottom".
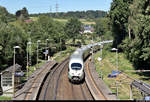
{"left": 68, "top": 40, "right": 113, "bottom": 83}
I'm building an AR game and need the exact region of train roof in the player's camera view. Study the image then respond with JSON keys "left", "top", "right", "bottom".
{"left": 70, "top": 42, "right": 96, "bottom": 60}
{"left": 69, "top": 40, "right": 113, "bottom": 63}
{"left": 69, "top": 53, "right": 83, "bottom": 65}
{"left": 70, "top": 49, "right": 83, "bottom": 59}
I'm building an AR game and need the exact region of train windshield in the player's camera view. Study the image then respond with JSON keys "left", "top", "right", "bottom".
{"left": 71, "top": 63, "right": 82, "bottom": 70}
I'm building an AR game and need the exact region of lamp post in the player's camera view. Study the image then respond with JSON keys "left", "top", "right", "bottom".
{"left": 29, "top": 42, "right": 32, "bottom": 66}
{"left": 26, "top": 42, "right": 31, "bottom": 80}
{"left": 13, "top": 46, "right": 20, "bottom": 98}
{"left": 91, "top": 35, "right": 94, "bottom": 62}
{"left": 100, "top": 44, "right": 103, "bottom": 59}
{"left": 48, "top": 39, "right": 53, "bottom": 61}
{"left": 37, "top": 40, "right": 41, "bottom": 69}
{"left": 45, "top": 39, "right": 49, "bottom": 61}
{"left": 100, "top": 44, "right": 103, "bottom": 79}
{"left": 112, "top": 48, "right": 118, "bottom": 71}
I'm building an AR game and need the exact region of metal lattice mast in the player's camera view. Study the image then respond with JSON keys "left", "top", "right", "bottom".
{"left": 56, "top": 1, "right": 58, "bottom": 17}
{"left": 50, "top": 6, "right": 52, "bottom": 17}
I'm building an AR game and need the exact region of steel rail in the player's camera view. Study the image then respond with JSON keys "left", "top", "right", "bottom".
{"left": 80, "top": 84, "right": 87, "bottom": 100}
{"left": 42, "top": 57, "right": 69, "bottom": 100}
{"left": 86, "top": 60, "right": 107, "bottom": 100}
{"left": 54, "top": 61, "right": 69, "bottom": 100}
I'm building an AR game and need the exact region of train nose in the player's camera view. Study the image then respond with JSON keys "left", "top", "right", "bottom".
{"left": 72, "top": 76, "right": 80, "bottom": 81}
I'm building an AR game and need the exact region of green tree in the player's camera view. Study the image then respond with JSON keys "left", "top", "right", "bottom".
{"left": 16, "top": 7, "right": 29, "bottom": 20}
{"left": 121, "top": 0, "right": 150, "bottom": 69}
{"left": 94, "top": 18, "right": 111, "bottom": 38}
{"left": 0, "top": 6, "right": 9, "bottom": 23}
{"left": 0, "top": 22, "right": 28, "bottom": 69}
{"left": 22, "top": 7, "right": 29, "bottom": 19}
{"left": 65, "top": 18, "right": 82, "bottom": 44}
{"left": 22, "top": 15, "right": 67, "bottom": 60}
{"left": 109, "top": 0, "right": 133, "bottom": 48}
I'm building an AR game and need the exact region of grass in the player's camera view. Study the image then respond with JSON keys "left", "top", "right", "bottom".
{"left": 53, "top": 18, "right": 95, "bottom": 25}
{"left": 30, "top": 17, "right": 38, "bottom": 21}
{"left": 28, "top": 60, "right": 46, "bottom": 76}
{"left": 19, "top": 59, "right": 47, "bottom": 85}
{"left": 30, "top": 17, "right": 95, "bottom": 25}
{"left": 53, "top": 46, "right": 76, "bottom": 63}
{"left": 94, "top": 48, "right": 150, "bottom": 100}
{"left": 0, "top": 96, "right": 11, "bottom": 100}
{"left": 79, "top": 19, "right": 95, "bottom": 25}
{"left": 53, "top": 18, "right": 68, "bottom": 24}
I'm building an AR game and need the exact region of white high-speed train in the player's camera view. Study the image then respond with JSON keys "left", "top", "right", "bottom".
{"left": 68, "top": 47, "right": 89, "bottom": 82}
{"left": 68, "top": 43, "right": 100, "bottom": 82}
{"left": 68, "top": 40, "right": 113, "bottom": 83}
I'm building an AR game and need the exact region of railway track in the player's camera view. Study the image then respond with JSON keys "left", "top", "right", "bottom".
{"left": 38, "top": 56, "right": 115, "bottom": 100}
{"left": 85, "top": 59, "right": 108, "bottom": 100}
{"left": 14, "top": 56, "right": 116, "bottom": 100}
{"left": 24, "top": 61, "right": 57, "bottom": 100}
{"left": 38, "top": 57, "right": 69, "bottom": 100}
{"left": 13, "top": 61, "right": 57, "bottom": 100}
{"left": 38, "top": 57, "right": 93, "bottom": 100}
{"left": 121, "top": 72, "right": 150, "bottom": 97}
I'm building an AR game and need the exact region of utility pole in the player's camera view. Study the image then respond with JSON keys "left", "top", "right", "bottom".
{"left": 50, "top": 6, "right": 52, "bottom": 17}
{"left": 56, "top": 1, "right": 58, "bottom": 17}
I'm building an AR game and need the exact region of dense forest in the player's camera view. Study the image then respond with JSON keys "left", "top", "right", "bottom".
{"left": 30, "top": 10, "right": 107, "bottom": 19}
{"left": 86, "top": 0, "right": 150, "bottom": 70}
{"left": 109, "top": 0, "right": 150, "bottom": 69}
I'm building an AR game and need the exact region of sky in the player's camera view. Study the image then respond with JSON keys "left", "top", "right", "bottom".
{"left": 0, "top": 0, "right": 112, "bottom": 14}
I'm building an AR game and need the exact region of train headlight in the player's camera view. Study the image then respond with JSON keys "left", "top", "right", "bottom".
{"left": 72, "top": 73, "right": 74, "bottom": 76}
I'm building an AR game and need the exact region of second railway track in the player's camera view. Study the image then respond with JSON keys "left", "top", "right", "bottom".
{"left": 24, "top": 61, "right": 57, "bottom": 100}
{"left": 85, "top": 59, "right": 107, "bottom": 100}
